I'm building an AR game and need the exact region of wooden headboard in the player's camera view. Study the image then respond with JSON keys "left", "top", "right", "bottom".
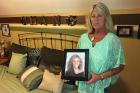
{"left": 18, "top": 32, "right": 80, "bottom": 50}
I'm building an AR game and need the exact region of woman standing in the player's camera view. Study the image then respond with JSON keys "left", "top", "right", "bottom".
{"left": 77, "top": 2, "right": 125, "bottom": 93}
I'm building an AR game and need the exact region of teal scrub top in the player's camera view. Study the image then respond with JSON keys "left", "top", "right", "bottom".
{"left": 76, "top": 32, "right": 125, "bottom": 93}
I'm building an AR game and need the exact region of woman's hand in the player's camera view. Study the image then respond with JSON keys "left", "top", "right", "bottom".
{"left": 86, "top": 72, "right": 101, "bottom": 84}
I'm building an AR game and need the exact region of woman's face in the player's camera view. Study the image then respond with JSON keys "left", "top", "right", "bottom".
{"left": 72, "top": 57, "right": 80, "bottom": 69}
{"left": 91, "top": 9, "right": 105, "bottom": 30}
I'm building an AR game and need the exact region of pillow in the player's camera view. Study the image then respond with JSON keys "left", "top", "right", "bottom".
{"left": 61, "top": 83, "right": 77, "bottom": 93}
{"left": 38, "top": 69, "right": 63, "bottom": 93}
{"left": 49, "top": 65, "right": 61, "bottom": 74}
{"left": 11, "top": 43, "right": 41, "bottom": 67}
{"left": 19, "top": 65, "right": 43, "bottom": 91}
{"left": 11, "top": 43, "right": 30, "bottom": 54}
{"left": 8, "top": 43, "right": 29, "bottom": 63}
{"left": 38, "top": 47, "right": 64, "bottom": 71}
{"left": 27, "top": 48, "right": 41, "bottom": 66}
{"left": 38, "top": 64, "right": 61, "bottom": 75}
{"left": 8, "top": 52, "right": 27, "bottom": 74}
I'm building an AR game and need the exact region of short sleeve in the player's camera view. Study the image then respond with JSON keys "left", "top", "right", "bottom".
{"left": 112, "top": 36, "right": 125, "bottom": 68}
{"left": 77, "top": 33, "right": 88, "bottom": 49}
{"left": 77, "top": 38, "right": 81, "bottom": 49}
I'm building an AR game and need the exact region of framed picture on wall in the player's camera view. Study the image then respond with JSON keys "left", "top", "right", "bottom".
{"left": 137, "top": 24, "right": 140, "bottom": 39}
{"left": 1, "top": 24, "right": 11, "bottom": 37}
{"left": 61, "top": 49, "right": 89, "bottom": 81}
{"left": 117, "top": 26, "right": 132, "bottom": 37}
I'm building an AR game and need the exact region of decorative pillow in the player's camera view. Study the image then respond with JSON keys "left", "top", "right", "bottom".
{"left": 49, "top": 65, "right": 61, "bottom": 74}
{"left": 38, "top": 69, "right": 63, "bottom": 93}
{"left": 27, "top": 48, "right": 41, "bottom": 66}
{"left": 11, "top": 43, "right": 30, "bottom": 54}
{"left": 19, "top": 65, "right": 43, "bottom": 91}
{"left": 8, "top": 52, "right": 27, "bottom": 74}
{"left": 38, "top": 47, "right": 64, "bottom": 71}
{"left": 61, "top": 83, "right": 77, "bottom": 93}
{"left": 38, "top": 64, "right": 61, "bottom": 75}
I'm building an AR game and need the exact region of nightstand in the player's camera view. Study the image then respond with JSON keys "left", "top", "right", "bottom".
{"left": 0, "top": 57, "right": 9, "bottom": 65}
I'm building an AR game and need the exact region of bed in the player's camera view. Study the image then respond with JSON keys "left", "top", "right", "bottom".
{"left": 18, "top": 32, "right": 79, "bottom": 49}
{"left": 0, "top": 32, "right": 80, "bottom": 93}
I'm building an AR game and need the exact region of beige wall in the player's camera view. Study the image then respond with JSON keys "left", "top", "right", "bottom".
{"left": 0, "top": 31, "right": 140, "bottom": 93}
{"left": 0, "top": 31, "right": 27, "bottom": 44}
{"left": 111, "top": 38, "right": 140, "bottom": 93}
{"left": 0, "top": 0, "right": 140, "bottom": 17}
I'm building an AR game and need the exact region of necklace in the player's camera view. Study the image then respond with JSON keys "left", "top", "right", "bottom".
{"left": 91, "top": 36, "right": 95, "bottom": 41}
{"left": 91, "top": 36, "right": 96, "bottom": 47}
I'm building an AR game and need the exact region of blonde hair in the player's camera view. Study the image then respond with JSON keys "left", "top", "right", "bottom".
{"left": 87, "top": 2, "right": 114, "bottom": 32}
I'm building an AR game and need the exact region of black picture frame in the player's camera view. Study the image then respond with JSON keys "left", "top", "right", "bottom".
{"left": 137, "top": 24, "right": 140, "bottom": 39}
{"left": 117, "top": 26, "right": 132, "bottom": 37}
{"left": 1, "top": 24, "right": 11, "bottom": 37}
{"left": 61, "top": 49, "right": 89, "bottom": 81}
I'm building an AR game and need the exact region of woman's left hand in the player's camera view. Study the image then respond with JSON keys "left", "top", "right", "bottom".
{"left": 86, "top": 72, "right": 101, "bottom": 84}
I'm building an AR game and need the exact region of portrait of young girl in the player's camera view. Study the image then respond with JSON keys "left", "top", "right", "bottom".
{"left": 65, "top": 54, "right": 85, "bottom": 78}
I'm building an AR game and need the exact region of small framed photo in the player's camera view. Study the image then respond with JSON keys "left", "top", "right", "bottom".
{"left": 138, "top": 24, "right": 140, "bottom": 39}
{"left": 61, "top": 49, "right": 89, "bottom": 81}
{"left": 117, "top": 26, "right": 132, "bottom": 37}
{"left": 1, "top": 24, "right": 11, "bottom": 37}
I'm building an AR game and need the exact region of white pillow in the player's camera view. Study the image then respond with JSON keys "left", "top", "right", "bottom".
{"left": 38, "top": 69, "right": 63, "bottom": 93}
{"left": 8, "top": 52, "right": 27, "bottom": 74}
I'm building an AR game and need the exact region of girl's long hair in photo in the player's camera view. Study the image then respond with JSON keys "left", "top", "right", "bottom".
{"left": 67, "top": 54, "right": 83, "bottom": 74}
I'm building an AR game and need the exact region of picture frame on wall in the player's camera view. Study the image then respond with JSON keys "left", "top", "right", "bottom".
{"left": 61, "top": 49, "right": 89, "bottom": 81}
{"left": 137, "top": 24, "right": 140, "bottom": 39}
{"left": 117, "top": 26, "right": 132, "bottom": 37}
{"left": 1, "top": 24, "right": 11, "bottom": 37}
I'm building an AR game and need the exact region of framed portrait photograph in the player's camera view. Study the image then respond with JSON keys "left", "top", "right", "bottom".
{"left": 1, "top": 24, "right": 11, "bottom": 37}
{"left": 117, "top": 26, "right": 132, "bottom": 37}
{"left": 61, "top": 49, "right": 89, "bottom": 81}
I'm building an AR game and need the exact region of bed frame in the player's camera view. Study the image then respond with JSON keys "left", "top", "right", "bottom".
{"left": 18, "top": 32, "right": 80, "bottom": 50}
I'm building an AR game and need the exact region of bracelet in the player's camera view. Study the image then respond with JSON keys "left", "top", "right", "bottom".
{"left": 100, "top": 74, "right": 104, "bottom": 79}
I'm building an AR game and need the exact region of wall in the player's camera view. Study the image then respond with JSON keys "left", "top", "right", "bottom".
{"left": 0, "top": 30, "right": 140, "bottom": 93}
{"left": 0, "top": 0, "right": 140, "bottom": 17}
{"left": 0, "top": 0, "right": 140, "bottom": 92}
{"left": 0, "top": 30, "right": 26, "bottom": 44}
{"left": 111, "top": 38, "right": 140, "bottom": 93}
